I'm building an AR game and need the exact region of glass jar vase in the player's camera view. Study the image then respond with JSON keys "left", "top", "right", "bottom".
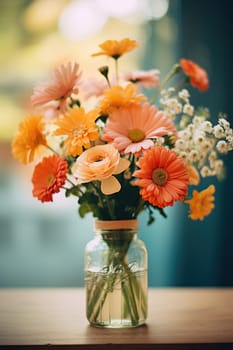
{"left": 85, "top": 219, "right": 148, "bottom": 328}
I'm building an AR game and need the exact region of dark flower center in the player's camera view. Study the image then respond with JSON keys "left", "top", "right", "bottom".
{"left": 152, "top": 168, "right": 168, "bottom": 186}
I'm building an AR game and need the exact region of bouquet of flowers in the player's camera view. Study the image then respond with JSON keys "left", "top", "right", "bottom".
{"left": 12, "top": 37, "right": 233, "bottom": 224}
{"left": 11, "top": 38, "right": 233, "bottom": 327}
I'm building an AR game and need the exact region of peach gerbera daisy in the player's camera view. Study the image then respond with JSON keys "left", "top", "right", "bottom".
{"left": 185, "top": 185, "right": 215, "bottom": 220}
{"left": 133, "top": 147, "right": 189, "bottom": 208}
{"left": 123, "top": 69, "right": 160, "bottom": 89}
{"left": 54, "top": 107, "right": 99, "bottom": 157}
{"left": 102, "top": 103, "right": 177, "bottom": 154}
{"left": 92, "top": 38, "right": 138, "bottom": 59}
{"left": 180, "top": 59, "right": 209, "bottom": 92}
{"left": 31, "top": 62, "right": 82, "bottom": 113}
{"left": 11, "top": 115, "right": 47, "bottom": 164}
{"left": 99, "top": 84, "right": 146, "bottom": 115}
{"left": 72, "top": 144, "right": 130, "bottom": 195}
{"left": 32, "top": 155, "right": 68, "bottom": 202}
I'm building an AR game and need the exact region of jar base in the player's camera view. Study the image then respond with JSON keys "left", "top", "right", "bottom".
{"left": 89, "top": 319, "right": 146, "bottom": 328}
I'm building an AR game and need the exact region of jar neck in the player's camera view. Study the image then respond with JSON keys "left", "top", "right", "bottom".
{"left": 94, "top": 219, "right": 138, "bottom": 241}
{"left": 94, "top": 219, "right": 138, "bottom": 231}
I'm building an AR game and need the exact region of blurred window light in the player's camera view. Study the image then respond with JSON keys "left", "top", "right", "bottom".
{"left": 22, "top": 0, "right": 66, "bottom": 33}
{"left": 96, "top": 0, "right": 169, "bottom": 23}
{"left": 147, "top": 0, "right": 169, "bottom": 20}
{"left": 59, "top": 0, "right": 169, "bottom": 40}
{"left": 59, "top": 0, "right": 107, "bottom": 41}
{"left": 96, "top": 0, "right": 144, "bottom": 18}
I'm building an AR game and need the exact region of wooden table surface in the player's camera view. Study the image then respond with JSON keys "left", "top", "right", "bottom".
{"left": 0, "top": 288, "right": 232, "bottom": 349}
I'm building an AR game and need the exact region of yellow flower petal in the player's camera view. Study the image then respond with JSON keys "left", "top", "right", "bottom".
{"left": 92, "top": 38, "right": 138, "bottom": 59}
{"left": 101, "top": 176, "right": 121, "bottom": 195}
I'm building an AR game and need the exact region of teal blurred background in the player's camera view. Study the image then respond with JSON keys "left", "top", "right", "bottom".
{"left": 0, "top": 0, "right": 232, "bottom": 287}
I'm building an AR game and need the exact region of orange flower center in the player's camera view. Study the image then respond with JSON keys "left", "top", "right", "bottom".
{"left": 128, "top": 128, "right": 145, "bottom": 142}
{"left": 73, "top": 125, "right": 85, "bottom": 137}
{"left": 152, "top": 168, "right": 168, "bottom": 186}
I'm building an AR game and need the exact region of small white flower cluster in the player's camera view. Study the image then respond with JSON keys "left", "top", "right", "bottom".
{"left": 174, "top": 113, "right": 233, "bottom": 179}
{"left": 160, "top": 88, "right": 233, "bottom": 180}
{"left": 160, "top": 88, "right": 194, "bottom": 120}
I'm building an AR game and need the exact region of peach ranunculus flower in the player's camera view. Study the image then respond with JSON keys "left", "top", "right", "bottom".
{"left": 32, "top": 155, "right": 69, "bottom": 202}
{"left": 54, "top": 107, "right": 99, "bottom": 157}
{"left": 92, "top": 38, "right": 138, "bottom": 59}
{"left": 180, "top": 59, "right": 209, "bottom": 92}
{"left": 185, "top": 185, "right": 215, "bottom": 220}
{"left": 102, "top": 103, "right": 178, "bottom": 154}
{"left": 133, "top": 146, "right": 189, "bottom": 208}
{"left": 31, "top": 62, "right": 82, "bottom": 113}
{"left": 122, "top": 69, "right": 160, "bottom": 89}
{"left": 72, "top": 144, "right": 130, "bottom": 195}
{"left": 99, "top": 84, "right": 146, "bottom": 115}
{"left": 11, "top": 115, "right": 47, "bottom": 164}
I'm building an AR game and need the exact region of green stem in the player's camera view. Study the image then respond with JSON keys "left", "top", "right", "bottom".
{"left": 46, "top": 144, "right": 60, "bottom": 156}
{"left": 125, "top": 264, "right": 147, "bottom": 317}
{"left": 150, "top": 63, "right": 181, "bottom": 104}
{"left": 135, "top": 198, "right": 145, "bottom": 217}
{"left": 86, "top": 272, "right": 116, "bottom": 321}
{"left": 66, "top": 177, "right": 77, "bottom": 187}
{"left": 104, "top": 74, "right": 111, "bottom": 88}
{"left": 121, "top": 267, "right": 139, "bottom": 324}
{"left": 105, "top": 196, "right": 115, "bottom": 220}
{"left": 173, "top": 76, "right": 190, "bottom": 93}
{"left": 89, "top": 181, "right": 107, "bottom": 211}
{"left": 114, "top": 59, "right": 119, "bottom": 83}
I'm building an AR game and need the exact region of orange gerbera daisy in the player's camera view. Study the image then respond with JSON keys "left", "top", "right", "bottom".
{"left": 102, "top": 103, "right": 177, "bottom": 154}
{"left": 180, "top": 59, "right": 209, "bottom": 92}
{"left": 31, "top": 62, "right": 82, "bottom": 113}
{"left": 185, "top": 185, "right": 215, "bottom": 220}
{"left": 100, "top": 84, "right": 146, "bottom": 115}
{"left": 32, "top": 155, "right": 68, "bottom": 202}
{"left": 133, "top": 147, "right": 189, "bottom": 208}
{"left": 92, "top": 38, "right": 138, "bottom": 59}
{"left": 11, "top": 115, "right": 47, "bottom": 164}
{"left": 54, "top": 107, "right": 99, "bottom": 156}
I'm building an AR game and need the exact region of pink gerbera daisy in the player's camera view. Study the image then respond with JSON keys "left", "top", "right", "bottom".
{"left": 31, "top": 62, "right": 82, "bottom": 113}
{"left": 102, "top": 103, "right": 177, "bottom": 154}
{"left": 133, "top": 146, "right": 189, "bottom": 208}
{"left": 81, "top": 77, "right": 109, "bottom": 99}
{"left": 122, "top": 69, "right": 160, "bottom": 89}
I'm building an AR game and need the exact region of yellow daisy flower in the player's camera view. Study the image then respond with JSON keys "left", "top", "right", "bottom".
{"left": 11, "top": 115, "right": 47, "bottom": 164}
{"left": 54, "top": 107, "right": 99, "bottom": 157}
{"left": 185, "top": 185, "right": 215, "bottom": 220}
{"left": 92, "top": 38, "right": 138, "bottom": 59}
{"left": 100, "top": 84, "right": 146, "bottom": 115}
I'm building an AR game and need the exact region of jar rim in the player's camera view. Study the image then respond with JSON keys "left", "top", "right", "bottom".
{"left": 94, "top": 219, "right": 138, "bottom": 230}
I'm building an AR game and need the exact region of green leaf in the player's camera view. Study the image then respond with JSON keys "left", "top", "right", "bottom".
{"left": 78, "top": 203, "right": 91, "bottom": 218}
{"left": 65, "top": 186, "right": 80, "bottom": 197}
